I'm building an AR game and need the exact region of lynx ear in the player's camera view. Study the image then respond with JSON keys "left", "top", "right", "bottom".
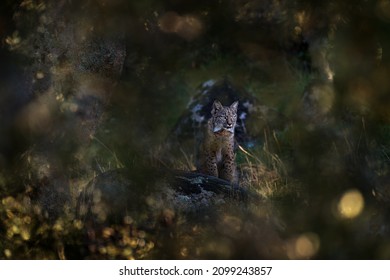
{"left": 211, "top": 100, "right": 223, "bottom": 114}
{"left": 230, "top": 101, "right": 238, "bottom": 112}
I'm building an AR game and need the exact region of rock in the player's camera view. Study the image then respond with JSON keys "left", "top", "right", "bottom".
{"left": 77, "top": 168, "right": 253, "bottom": 223}
{"left": 76, "top": 167, "right": 286, "bottom": 259}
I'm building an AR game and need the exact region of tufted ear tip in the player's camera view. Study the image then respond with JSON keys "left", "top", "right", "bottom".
{"left": 230, "top": 101, "right": 238, "bottom": 111}
{"left": 211, "top": 100, "right": 223, "bottom": 114}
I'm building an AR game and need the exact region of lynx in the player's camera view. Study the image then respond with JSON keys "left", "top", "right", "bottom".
{"left": 198, "top": 100, "right": 238, "bottom": 184}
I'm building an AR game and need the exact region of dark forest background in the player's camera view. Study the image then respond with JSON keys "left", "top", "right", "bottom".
{"left": 1, "top": 0, "right": 390, "bottom": 259}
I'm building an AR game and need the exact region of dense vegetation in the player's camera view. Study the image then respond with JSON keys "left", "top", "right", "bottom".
{"left": 1, "top": 0, "right": 390, "bottom": 259}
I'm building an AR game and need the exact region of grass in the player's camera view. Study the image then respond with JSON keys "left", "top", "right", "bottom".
{"left": 237, "top": 129, "right": 298, "bottom": 200}
{"left": 90, "top": 135, "right": 125, "bottom": 171}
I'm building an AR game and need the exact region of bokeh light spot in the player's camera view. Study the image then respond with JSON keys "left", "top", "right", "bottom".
{"left": 4, "top": 249, "right": 12, "bottom": 258}
{"left": 295, "top": 233, "right": 320, "bottom": 258}
{"left": 158, "top": 11, "right": 203, "bottom": 41}
{"left": 337, "top": 189, "right": 364, "bottom": 219}
{"left": 287, "top": 232, "right": 320, "bottom": 259}
{"left": 36, "top": 71, "right": 45, "bottom": 79}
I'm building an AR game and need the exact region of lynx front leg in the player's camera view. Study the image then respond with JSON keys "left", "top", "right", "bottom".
{"left": 200, "top": 150, "right": 218, "bottom": 177}
{"left": 220, "top": 145, "right": 237, "bottom": 184}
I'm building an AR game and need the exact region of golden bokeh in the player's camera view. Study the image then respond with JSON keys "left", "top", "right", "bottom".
{"left": 4, "top": 249, "right": 12, "bottom": 258}
{"left": 158, "top": 11, "right": 203, "bottom": 41}
{"left": 337, "top": 189, "right": 364, "bottom": 219}
{"left": 287, "top": 232, "right": 320, "bottom": 259}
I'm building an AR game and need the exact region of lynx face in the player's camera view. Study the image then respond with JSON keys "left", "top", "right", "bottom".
{"left": 211, "top": 100, "right": 238, "bottom": 136}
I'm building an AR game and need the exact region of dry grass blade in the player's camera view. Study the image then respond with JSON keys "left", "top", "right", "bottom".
{"left": 91, "top": 135, "right": 124, "bottom": 169}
